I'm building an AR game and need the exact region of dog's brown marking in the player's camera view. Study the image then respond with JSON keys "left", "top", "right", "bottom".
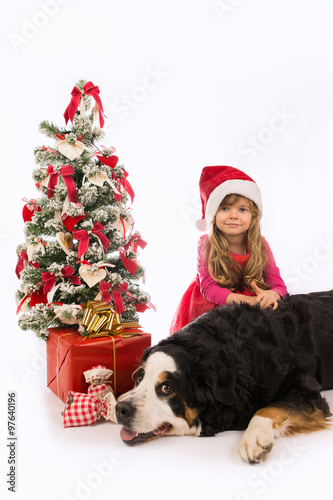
{"left": 255, "top": 405, "right": 331, "bottom": 436}
{"left": 156, "top": 372, "right": 169, "bottom": 385}
{"left": 184, "top": 403, "right": 199, "bottom": 427}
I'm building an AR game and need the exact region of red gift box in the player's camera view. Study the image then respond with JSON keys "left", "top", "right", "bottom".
{"left": 46, "top": 327, "right": 151, "bottom": 403}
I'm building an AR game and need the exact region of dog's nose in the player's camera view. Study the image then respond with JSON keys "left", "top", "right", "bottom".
{"left": 116, "top": 401, "right": 135, "bottom": 424}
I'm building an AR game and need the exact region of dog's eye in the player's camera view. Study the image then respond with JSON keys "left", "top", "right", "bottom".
{"left": 160, "top": 383, "right": 173, "bottom": 395}
{"left": 135, "top": 375, "right": 143, "bottom": 386}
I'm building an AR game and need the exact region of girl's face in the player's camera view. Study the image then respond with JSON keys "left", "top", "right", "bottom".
{"left": 215, "top": 196, "right": 252, "bottom": 238}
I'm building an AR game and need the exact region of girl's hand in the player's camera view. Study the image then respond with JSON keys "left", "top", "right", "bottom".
{"left": 226, "top": 293, "right": 257, "bottom": 306}
{"left": 251, "top": 282, "right": 280, "bottom": 310}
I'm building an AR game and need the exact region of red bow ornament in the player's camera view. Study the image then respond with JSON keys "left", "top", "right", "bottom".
{"left": 47, "top": 165, "right": 77, "bottom": 203}
{"left": 99, "top": 281, "right": 136, "bottom": 314}
{"left": 15, "top": 250, "right": 40, "bottom": 279}
{"left": 119, "top": 247, "right": 139, "bottom": 276}
{"left": 124, "top": 234, "right": 147, "bottom": 253}
{"left": 73, "top": 222, "right": 110, "bottom": 258}
{"left": 99, "top": 280, "right": 113, "bottom": 304}
{"left": 134, "top": 301, "right": 156, "bottom": 313}
{"left": 111, "top": 169, "right": 135, "bottom": 203}
{"left": 118, "top": 235, "right": 147, "bottom": 276}
{"left": 63, "top": 365, "right": 116, "bottom": 428}
{"left": 42, "top": 265, "right": 81, "bottom": 295}
{"left": 64, "top": 81, "right": 106, "bottom": 128}
{"left": 96, "top": 154, "right": 135, "bottom": 203}
{"left": 119, "top": 234, "right": 147, "bottom": 276}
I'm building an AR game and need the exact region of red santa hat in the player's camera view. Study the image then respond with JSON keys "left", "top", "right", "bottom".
{"left": 196, "top": 165, "right": 263, "bottom": 231}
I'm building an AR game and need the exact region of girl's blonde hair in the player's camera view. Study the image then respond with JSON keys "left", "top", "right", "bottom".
{"left": 207, "top": 194, "right": 271, "bottom": 292}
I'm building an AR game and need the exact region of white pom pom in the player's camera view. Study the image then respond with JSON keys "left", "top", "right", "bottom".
{"left": 195, "top": 218, "right": 208, "bottom": 231}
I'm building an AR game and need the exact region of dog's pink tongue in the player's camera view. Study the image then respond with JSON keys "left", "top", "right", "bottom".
{"left": 120, "top": 426, "right": 138, "bottom": 441}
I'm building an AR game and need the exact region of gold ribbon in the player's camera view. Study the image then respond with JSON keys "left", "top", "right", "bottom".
{"left": 111, "top": 336, "right": 116, "bottom": 394}
{"left": 81, "top": 300, "right": 142, "bottom": 338}
{"left": 56, "top": 332, "right": 77, "bottom": 398}
{"left": 55, "top": 330, "right": 118, "bottom": 397}
{"left": 55, "top": 300, "right": 142, "bottom": 398}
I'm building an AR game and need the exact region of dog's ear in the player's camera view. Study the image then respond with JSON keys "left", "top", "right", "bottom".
{"left": 204, "top": 366, "right": 237, "bottom": 406}
{"left": 141, "top": 346, "right": 153, "bottom": 362}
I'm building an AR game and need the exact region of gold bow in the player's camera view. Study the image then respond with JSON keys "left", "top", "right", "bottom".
{"left": 81, "top": 300, "right": 142, "bottom": 338}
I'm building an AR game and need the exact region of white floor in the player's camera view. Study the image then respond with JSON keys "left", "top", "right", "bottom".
{"left": 1, "top": 325, "right": 333, "bottom": 500}
{"left": 3, "top": 2, "right": 333, "bottom": 495}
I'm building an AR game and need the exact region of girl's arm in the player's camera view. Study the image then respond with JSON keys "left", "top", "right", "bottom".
{"left": 263, "top": 238, "right": 288, "bottom": 298}
{"left": 197, "top": 236, "right": 287, "bottom": 308}
{"left": 226, "top": 292, "right": 257, "bottom": 305}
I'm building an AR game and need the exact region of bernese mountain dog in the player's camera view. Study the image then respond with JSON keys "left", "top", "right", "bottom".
{"left": 115, "top": 291, "right": 333, "bottom": 463}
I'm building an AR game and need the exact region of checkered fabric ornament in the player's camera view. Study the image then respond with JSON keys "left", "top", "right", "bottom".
{"left": 63, "top": 392, "right": 101, "bottom": 427}
{"left": 84, "top": 364, "right": 113, "bottom": 384}
{"left": 100, "top": 392, "right": 116, "bottom": 421}
{"left": 63, "top": 365, "right": 117, "bottom": 428}
{"left": 88, "top": 383, "right": 111, "bottom": 400}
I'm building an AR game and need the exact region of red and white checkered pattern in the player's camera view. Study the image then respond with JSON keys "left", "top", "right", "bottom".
{"left": 63, "top": 365, "right": 117, "bottom": 428}
{"left": 88, "top": 383, "right": 111, "bottom": 400}
{"left": 63, "top": 392, "right": 100, "bottom": 427}
{"left": 101, "top": 391, "right": 116, "bottom": 421}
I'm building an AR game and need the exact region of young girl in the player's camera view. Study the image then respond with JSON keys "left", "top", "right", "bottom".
{"left": 170, "top": 165, "right": 287, "bottom": 334}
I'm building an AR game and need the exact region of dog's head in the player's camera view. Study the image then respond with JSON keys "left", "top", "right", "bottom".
{"left": 115, "top": 336, "right": 237, "bottom": 445}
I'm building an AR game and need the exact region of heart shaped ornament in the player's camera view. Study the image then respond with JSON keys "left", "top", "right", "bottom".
{"left": 61, "top": 195, "right": 70, "bottom": 216}
{"left": 79, "top": 265, "right": 106, "bottom": 288}
{"left": 39, "top": 176, "right": 50, "bottom": 188}
{"left": 56, "top": 232, "right": 73, "bottom": 255}
{"left": 116, "top": 217, "right": 132, "bottom": 237}
{"left": 60, "top": 196, "right": 86, "bottom": 231}
{"left": 47, "top": 283, "right": 62, "bottom": 304}
{"left": 57, "top": 140, "right": 88, "bottom": 161}
{"left": 26, "top": 241, "right": 45, "bottom": 261}
{"left": 88, "top": 171, "right": 108, "bottom": 187}
{"left": 62, "top": 212, "right": 86, "bottom": 232}
{"left": 22, "top": 203, "right": 41, "bottom": 222}
{"left": 53, "top": 194, "right": 68, "bottom": 224}
{"left": 19, "top": 296, "right": 29, "bottom": 313}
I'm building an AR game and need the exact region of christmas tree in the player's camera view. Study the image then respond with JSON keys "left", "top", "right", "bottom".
{"left": 16, "top": 80, "right": 152, "bottom": 339}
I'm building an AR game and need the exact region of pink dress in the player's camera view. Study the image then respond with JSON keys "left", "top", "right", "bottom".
{"left": 170, "top": 234, "right": 288, "bottom": 334}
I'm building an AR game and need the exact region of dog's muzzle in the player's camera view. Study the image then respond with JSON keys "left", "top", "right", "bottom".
{"left": 115, "top": 401, "right": 136, "bottom": 427}
{"left": 116, "top": 400, "right": 172, "bottom": 445}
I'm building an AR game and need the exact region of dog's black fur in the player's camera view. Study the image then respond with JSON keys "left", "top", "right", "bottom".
{"left": 142, "top": 291, "right": 333, "bottom": 436}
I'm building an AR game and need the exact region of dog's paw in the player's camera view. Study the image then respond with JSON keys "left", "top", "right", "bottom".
{"left": 237, "top": 416, "right": 275, "bottom": 463}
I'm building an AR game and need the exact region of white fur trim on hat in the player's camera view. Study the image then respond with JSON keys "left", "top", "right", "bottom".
{"left": 205, "top": 179, "right": 263, "bottom": 228}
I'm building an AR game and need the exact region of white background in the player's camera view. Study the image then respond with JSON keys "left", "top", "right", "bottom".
{"left": 1, "top": 1, "right": 333, "bottom": 499}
